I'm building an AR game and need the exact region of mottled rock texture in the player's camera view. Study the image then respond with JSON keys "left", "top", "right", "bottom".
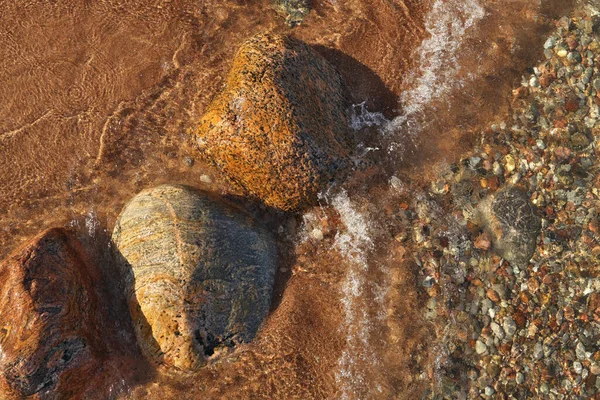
{"left": 194, "top": 33, "right": 353, "bottom": 212}
{"left": 0, "top": 228, "right": 106, "bottom": 398}
{"left": 271, "top": 0, "right": 311, "bottom": 26}
{"left": 112, "top": 185, "right": 277, "bottom": 371}
{"left": 477, "top": 186, "right": 541, "bottom": 267}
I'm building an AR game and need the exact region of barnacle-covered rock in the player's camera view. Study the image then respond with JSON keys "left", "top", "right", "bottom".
{"left": 0, "top": 228, "right": 106, "bottom": 398}
{"left": 112, "top": 184, "right": 277, "bottom": 370}
{"left": 194, "top": 33, "right": 353, "bottom": 212}
{"left": 477, "top": 186, "right": 541, "bottom": 267}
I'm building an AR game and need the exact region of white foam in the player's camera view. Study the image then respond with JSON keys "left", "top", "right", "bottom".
{"left": 85, "top": 209, "right": 99, "bottom": 238}
{"left": 330, "top": 191, "right": 377, "bottom": 398}
{"left": 385, "top": 0, "right": 486, "bottom": 142}
{"left": 349, "top": 101, "right": 389, "bottom": 131}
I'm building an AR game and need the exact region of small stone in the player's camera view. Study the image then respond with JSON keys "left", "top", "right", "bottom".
{"left": 555, "top": 146, "right": 571, "bottom": 160}
{"left": 484, "top": 386, "right": 494, "bottom": 396}
{"left": 567, "top": 51, "right": 582, "bottom": 64}
{"left": 570, "top": 132, "right": 590, "bottom": 148}
{"left": 540, "top": 383, "right": 549, "bottom": 395}
{"left": 199, "top": 174, "right": 212, "bottom": 184}
{"left": 490, "top": 322, "right": 505, "bottom": 340}
{"left": 503, "top": 316, "right": 517, "bottom": 337}
{"left": 544, "top": 37, "right": 556, "bottom": 49}
{"left": 310, "top": 228, "right": 324, "bottom": 241}
{"left": 565, "top": 36, "right": 578, "bottom": 50}
{"left": 557, "top": 47, "right": 569, "bottom": 58}
{"left": 183, "top": 156, "right": 195, "bottom": 167}
{"left": 504, "top": 155, "right": 516, "bottom": 172}
{"left": 529, "top": 76, "right": 540, "bottom": 88}
{"left": 271, "top": 0, "right": 311, "bottom": 26}
{"left": 474, "top": 232, "right": 491, "bottom": 250}
{"left": 576, "top": 342, "right": 587, "bottom": 360}
{"left": 516, "top": 372, "right": 524, "bottom": 384}
{"left": 566, "top": 98, "right": 580, "bottom": 112}
{"left": 492, "top": 162, "right": 503, "bottom": 176}
{"left": 534, "top": 342, "right": 544, "bottom": 360}
{"left": 469, "top": 156, "right": 481, "bottom": 169}
{"left": 536, "top": 139, "right": 546, "bottom": 150}
{"left": 574, "top": 361, "right": 583, "bottom": 374}
{"left": 487, "top": 288, "right": 500, "bottom": 303}
{"left": 475, "top": 340, "right": 488, "bottom": 355}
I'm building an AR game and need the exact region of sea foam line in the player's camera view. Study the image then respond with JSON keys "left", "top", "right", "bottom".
{"left": 331, "top": 191, "right": 379, "bottom": 399}
{"left": 385, "top": 0, "right": 486, "bottom": 147}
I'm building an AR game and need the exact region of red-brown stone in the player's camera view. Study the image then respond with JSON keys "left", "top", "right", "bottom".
{"left": 0, "top": 228, "right": 108, "bottom": 398}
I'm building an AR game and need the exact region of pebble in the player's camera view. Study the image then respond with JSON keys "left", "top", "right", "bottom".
{"left": 199, "top": 174, "right": 212, "bottom": 183}
{"left": 544, "top": 37, "right": 556, "bottom": 49}
{"left": 183, "top": 156, "right": 195, "bottom": 167}
{"left": 516, "top": 372, "right": 524, "bottom": 385}
{"left": 504, "top": 154, "right": 516, "bottom": 172}
{"left": 490, "top": 322, "right": 505, "bottom": 340}
{"left": 310, "top": 228, "right": 324, "bottom": 241}
{"left": 557, "top": 47, "right": 569, "bottom": 57}
{"left": 503, "top": 317, "right": 517, "bottom": 338}
{"left": 475, "top": 340, "right": 488, "bottom": 355}
{"left": 576, "top": 342, "right": 587, "bottom": 360}
{"left": 534, "top": 342, "right": 544, "bottom": 360}
{"left": 529, "top": 76, "right": 540, "bottom": 87}
{"left": 486, "top": 288, "right": 500, "bottom": 303}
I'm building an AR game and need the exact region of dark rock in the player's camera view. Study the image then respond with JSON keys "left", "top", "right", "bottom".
{"left": 194, "top": 33, "right": 353, "bottom": 212}
{"left": 271, "top": 0, "right": 311, "bottom": 26}
{"left": 476, "top": 186, "right": 541, "bottom": 267}
{"left": 112, "top": 184, "right": 278, "bottom": 371}
{"left": 0, "top": 228, "right": 107, "bottom": 398}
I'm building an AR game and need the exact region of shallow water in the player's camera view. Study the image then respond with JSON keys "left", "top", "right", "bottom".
{"left": 0, "top": 0, "right": 590, "bottom": 398}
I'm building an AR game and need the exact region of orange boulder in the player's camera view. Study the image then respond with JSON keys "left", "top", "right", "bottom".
{"left": 194, "top": 33, "right": 354, "bottom": 211}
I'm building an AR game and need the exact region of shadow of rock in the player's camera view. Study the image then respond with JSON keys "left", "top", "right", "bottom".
{"left": 69, "top": 218, "right": 157, "bottom": 399}
{"left": 311, "top": 44, "right": 399, "bottom": 119}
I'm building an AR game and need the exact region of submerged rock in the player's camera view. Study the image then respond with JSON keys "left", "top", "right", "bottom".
{"left": 0, "top": 228, "right": 106, "bottom": 398}
{"left": 194, "top": 33, "right": 353, "bottom": 212}
{"left": 477, "top": 186, "right": 541, "bottom": 267}
{"left": 271, "top": 0, "right": 311, "bottom": 26}
{"left": 112, "top": 184, "right": 277, "bottom": 370}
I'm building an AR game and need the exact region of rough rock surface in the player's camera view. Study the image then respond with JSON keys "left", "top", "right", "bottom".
{"left": 194, "top": 33, "right": 353, "bottom": 212}
{"left": 477, "top": 186, "right": 541, "bottom": 267}
{"left": 271, "top": 0, "right": 311, "bottom": 26}
{"left": 0, "top": 228, "right": 106, "bottom": 398}
{"left": 112, "top": 184, "right": 277, "bottom": 371}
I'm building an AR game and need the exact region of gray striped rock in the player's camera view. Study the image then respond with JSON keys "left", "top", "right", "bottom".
{"left": 112, "top": 185, "right": 277, "bottom": 370}
{"left": 477, "top": 186, "right": 541, "bottom": 267}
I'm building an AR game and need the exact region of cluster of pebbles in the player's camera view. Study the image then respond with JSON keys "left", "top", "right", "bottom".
{"left": 393, "top": 10, "right": 600, "bottom": 399}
